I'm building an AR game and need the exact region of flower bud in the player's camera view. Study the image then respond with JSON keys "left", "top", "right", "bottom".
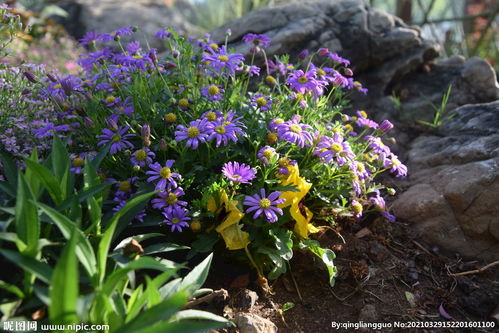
{"left": 379, "top": 120, "right": 394, "bottom": 132}
{"left": 298, "top": 49, "right": 310, "bottom": 60}
{"left": 133, "top": 165, "right": 141, "bottom": 172}
{"left": 21, "top": 88, "right": 30, "bottom": 95}
{"left": 46, "top": 73, "right": 57, "bottom": 82}
{"left": 318, "top": 47, "right": 329, "bottom": 56}
{"left": 141, "top": 124, "right": 151, "bottom": 139}
{"left": 84, "top": 117, "right": 94, "bottom": 128}
{"left": 107, "top": 118, "right": 118, "bottom": 131}
{"left": 143, "top": 139, "right": 151, "bottom": 147}
{"left": 387, "top": 188, "right": 396, "bottom": 196}
{"left": 159, "top": 139, "right": 168, "bottom": 151}
{"left": 344, "top": 68, "right": 353, "bottom": 76}
{"left": 23, "top": 71, "right": 37, "bottom": 83}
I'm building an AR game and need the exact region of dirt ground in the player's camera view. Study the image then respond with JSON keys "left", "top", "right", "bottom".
{"left": 201, "top": 217, "right": 498, "bottom": 332}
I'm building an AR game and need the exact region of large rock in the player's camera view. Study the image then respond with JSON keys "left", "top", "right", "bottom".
{"left": 56, "top": 0, "right": 200, "bottom": 49}
{"left": 392, "top": 101, "right": 499, "bottom": 260}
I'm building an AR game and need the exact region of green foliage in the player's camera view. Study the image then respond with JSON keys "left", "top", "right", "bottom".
{"left": 418, "top": 85, "right": 455, "bottom": 128}
{"left": 0, "top": 140, "right": 230, "bottom": 331}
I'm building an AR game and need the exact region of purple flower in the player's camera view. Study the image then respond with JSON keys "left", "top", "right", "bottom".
{"left": 33, "top": 123, "right": 71, "bottom": 138}
{"left": 286, "top": 69, "right": 325, "bottom": 98}
{"left": 383, "top": 154, "right": 407, "bottom": 178}
{"left": 257, "top": 146, "right": 278, "bottom": 166}
{"left": 146, "top": 160, "right": 181, "bottom": 190}
{"left": 268, "top": 118, "right": 285, "bottom": 132}
{"left": 113, "top": 200, "right": 146, "bottom": 224}
{"left": 175, "top": 119, "right": 210, "bottom": 149}
{"left": 70, "top": 153, "right": 89, "bottom": 174}
{"left": 351, "top": 200, "right": 363, "bottom": 218}
{"left": 364, "top": 136, "right": 391, "bottom": 155}
{"left": 98, "top": 126, "right": 134, "bottom": 155}
{"left": 201, "top": 85, "right": 224, "bottom": 101}
{"left": 314, "top": 133, "right": 355, "bottom": 166}
{"left": 379, "top": 120, "right": 394, "bottom": 132}
{"left": 151, "top": 187, "right": 188, "bottom": 214}
{"left": 242, "top": 33, "right": 271, "bottom": 48}
{"left": 155, "top": 29, "right": 171, "bottom": 39}
{"left": 327, "top": 52, "right": 350, "bottom": 66}
{"left": 369, "top": 191, "right": 396, "bottom": 222}
{"left": 243, "top": 189, "right": 285, "bottom": 223}
{"left": 222, "top": 161, "right": 256, "bottom": 184}
{"left": 355, "top": 111, "right": 378, "bottom": 129}
{"left": 131, "top": 148, "right": 155, "bottom": 168}
{"left": 206, "top": 116, "right": 245, "bottom": 147}
{"left": 114, "top": 177, "right": 138, "bottom": 202}
{"left": 202, "top": 45, "right": 244, "bottom": 75}
{"left": 276, "top": 117, "right": 314, "bottom": 148}
{"left": 250, "top": 94, "right": 272, "bottom": 111}
{"left": 246, "top": 65, "right": 260, "bottom": 77}
{"left": 80, "top": 31, "right": 100, "bottom": 46}
{"left": 162, "top": 207, "right": 190, "bottom": 232}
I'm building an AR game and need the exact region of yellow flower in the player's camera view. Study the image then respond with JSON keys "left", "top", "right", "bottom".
{"left": 208, "top": 190, "right": 250, "bottom": 250}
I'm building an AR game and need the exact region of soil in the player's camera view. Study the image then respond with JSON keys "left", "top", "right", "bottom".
{"left": 199, "top": 217, "right": 499, "bottom": 333}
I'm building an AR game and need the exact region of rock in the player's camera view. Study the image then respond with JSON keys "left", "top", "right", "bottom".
{"left": 56, "top": 0, "right": 200, "bottom": 49}
{"left": 234, "top": 289, "right": 259, "bottom": 310}
{"left": 392, "top": 101, "right": 499, "bottom": 260}
{"left": 234, "top": 313, "right": 278, "bottom": 333}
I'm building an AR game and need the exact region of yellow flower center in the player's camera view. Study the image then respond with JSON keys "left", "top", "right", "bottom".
{"left": 111, "top": 134, "right": 121, "bottom": 143}
{"left": 62, "top": 103, "right": 71, "bottom": 111}
{"left": 215, "top": 126, "right": 226, "bottom": 134}
{"left": 98, "top": 173, "right": 106, "bottom": 183}
{"left": 171, "top": 217, "right": 180, "bottom": 224}
{"left": 208, "top": 85, "right": 219, "bottom": 95}
{"left": 223, "top": 121, "right": 231, "bottom": 126}
{"left": 53, "top": 84, "right": 62, "bottom": 89}
{"left": 178, "top": 98, "right": 189, "bottom": 109}
{"left": 111, "top": 82, "right": 120, "bottom": 89}
{"left": 217, "top": 55, "right": 229, "bottom": 62}
{"left": 259, "top": 198, "right": 271, "bottom": 209}
{"left": 165, "top": 113, "right": 177, "bottom": 123}
{"left": 317, "top": 68, "right": 326, "bottom": 76}
{"left": 206, "top": 112, "right": 217, "bottom": 121}
{"left": 72, "top": 157, "right": 84, "bottom": 167}
{"left": 290, "top": 124, "right": 302, "bottom": 134}
{"left": 330, "top": 143, "right": 343, "bottom": 153}
{"left": 357, "top": 163, "right": 365, "bottom": 173}
{"left": 344, "top": 124, "right": 353, "bottom": 133}
{"left": 352, "top": 202, "right": 363, "bottom": 214}
{"left": 187, "top": 126, "right": 200, "bottom": 138}
{"left": 278, "top": 157, "right": 289, "bottom": 167}
{"left": 265, "top": 75, "right": 276, "bottom": 86}
{"left": 119, "top": 181, "right": 131, "bottom": 192}
{"left": 105, "top": 96, "right": 116, "bottom": 104}
{"left": 263, "top": 149, "right": 274, "bottom": 159}
{"left": 132, "top": 55, "right": 143, "bottom": 60}
{"left": 391, "top": 157, "right": 400, "bottom": 166}
{"left": 160, "top": 167, "right": 172, "bottom": 179}
{"left": 358, "top": 110, "right": 368, "bottom": 118}
{"left": 295, "top": 93, "right": 304, "bottom": 102}
{"left": 256, "top": 97, "right": 267, "bottom": 107}
{"left": 297, "top": 76, "right": 308, "bottom": 84}
{"left": 266, "top": 132, "right": 278, "bottom": 144}
{"left": 165, "top": 193, "right": 178, "bottom": 204}
{"left": 274, "top": 118, "right": 284, "bottom": 125}
{"left": 135, "top": 150, "right": 146, "bottom": 161}
{"left": 209, "top": 43, "right": 219, "bottom": 51}
{"left": 190, "top": 221, "right": 201, "bottom": 232}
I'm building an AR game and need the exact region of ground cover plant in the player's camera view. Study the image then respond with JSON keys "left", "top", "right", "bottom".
{"left": 0, "top": 8, "right": 408, "bottom": 329}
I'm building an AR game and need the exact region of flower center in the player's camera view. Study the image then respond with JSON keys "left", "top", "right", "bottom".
{"left": 295, "top": 93, "right": 304, "bottom": 102}
{"left": 215, "top": 126, "right": 226, "bottom": 134}
{"left": 259, "top": 198, "right": 271, "bottom": 209}
{"left": 165, "top": 193, "right": 178, "bottom": 204}
{"left": 357, "top": 163, "right": 365, "bottom": 173}
{"left": 358, "top": 110, "right": 368, "bottom": 118}
{"left": 206, "top": 112, "right": 217, "bottom": 121}
{"left": 217, "top": 55, "right": 229, "bottom": 62}
{"left": 266, "top": 133, "right": 278, "bottom": 144}
{"left": 223, "top": 121, "right": 231, "bottom": 126}
{"left": 317, "top": 68, "right": 326, "bottom": 76}
{"left": 232, "top": 174, "right": 241, "bottom": 179}
{"left": 265, "top": 75, "right": 276, "bottom": 86}
{"left": 352, "top": 202, "right": 363, "bottom": 214}
{"left": 256, "top": 97, "right": 267, "bottom": 107}
{"left": 132, "top": 55, "right": 143, "bottom": 60}
{"left": 278, "top": 157, "right": 289, "bottom": 167}
{"left": 171, "top": 217, "right": 180, "bottom": 224}
{"left": 72, "top": 157, "right": 84, "bottom": 167}
{"left": 178, "top": 98, "right": 189, "bottom": 109}
{"left": 135, "top": 150, "right": 146, "bottom": 161}
{"left": 330, "top": 143, "right": 343, "bottom": 153}
{"left": 290, "top": 124, "right": 302, "bottom": 134}
{"left": 53, "top": 84, "right": 62, "bottom": 89}
{"left": 105, "top": 96, "right": 116, "bottom": 104}
{"left": 160, "top": 167, "right": 172, "bottom": 179}
{"left": 111, "top": 134, "right": 122, "bottom": 143}
{"left": 187, "top": 126, "right": 200, "bottom": 138}
{"left": 119, "top": 181, "right": 131, "bottom": 192}
{"left": 263, "top": 149, "right": 274, "bottom": 159}
{"left": 391, "top": 157, "right": 400, "bottom": 166}
{"left": 209, "top": 43, "right": 219, "bottom": 51}
{"left": 297, "top": 76, "right": 308, "bottom": 84}
{"left": 165, "top": 113, "right": 177, "bottom": 123}
{"left": 208, "top": 85, "right": 219, "bottom": 95}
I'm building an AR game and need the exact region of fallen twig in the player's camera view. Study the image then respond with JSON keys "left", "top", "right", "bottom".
{"left": 183, "top": 289, "right": 228, "bottom": 309}
{"left": 448, "top": 260, "right": 499, "bottom": 277}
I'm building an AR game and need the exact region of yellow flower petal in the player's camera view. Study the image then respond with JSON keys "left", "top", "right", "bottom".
{"left": 290, "top": 203, "right": 314, "bottom": 239}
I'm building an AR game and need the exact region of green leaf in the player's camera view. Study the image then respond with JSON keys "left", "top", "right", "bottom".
{"left": 143, "top": 243, "right": 189, "bottom": 256}
{"left": 49, "top": 229, "right": 78, "bottom": 326}
{"left": 0, "top": 280, "right": 25, "bottom": 298}
{"left": 97, "top": 192, "right": 157, "bottom": 283}
{"left": 0, "top": 150, "right": 18, "bottom": 187}
{"left": 24, "top": 149, "right": 41, "bottom": 198}
{"left": 23, "top": 158, "right": 63, "bottom": 205}
{"left": 37, "top": 202, "right": 97, "bottom": 280}
{"left": 299, "top": 240, "right": 337, "bottom": 287}
{"left": 118, "top": 292, "right": 188, "bottom": 333}
{"left": 271, "top": 229, "right": 293, "bottom": 261}
{"left": 51, "top": 135, "right": 70, "bottom": 184}
{"left": 0, "top": 182, "right": 15, "bottom": 198}
{"left": 282, "top": 302, "right": 295, "bottom": 312}
{"left": 180, "top": 253, "right": 212, "bottom": 295}
{"left": 174, "top": 309, "right": 230, "bottom": 324}
{"left": 0, "top": 249, "right": 52, "bottom": 284}
{"left": 59, "top": 182, "right": 114, "bottom": 211}
{"left": 258, "top": 247, "right": 287, "bottom": 280}
{"left": 15, "top": 173, "right": 40, "bottom": 254}
{"left": 91, "top": 142, "right": 111, "bottom": 170}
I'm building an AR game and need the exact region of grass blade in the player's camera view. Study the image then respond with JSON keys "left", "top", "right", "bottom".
{"left": 15, "top": 173, "right": 40, "bottom": 255}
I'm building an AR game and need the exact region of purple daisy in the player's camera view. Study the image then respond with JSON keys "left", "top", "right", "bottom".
{"left": 250, "top": 94, "right": 272, "bottom": 111}
{"left": 243, "top": 189, "right": 285, "bottom": 223}
{"left": 201, "top": 45, "right": 244, "bottom": 75}
{"left": 201, "top": 85, "right": 224, "bottom": 101}
{"left": 313, "top": 133, "right": 355, "bottom": 166}
{"left": 151, "top": 187, "right": 188, "bottom": 214}
{"left": 286, "top": 69, "right": 325, "bottom": 97}
{"left": 364, "top": 136, "right": 391, "bottom": 155}
{"left": 355, "top": 111, "right": 378, "bottom": 129}
{"left": 222, "top": 161, "right": 256, "bottom": 184}
{"left": 70, "top": 153, "right": 87, "bottom": 174}
{"left": 327, "top": 52, "right": 350, "bottom": 66}
{"left": 175, "top": 118, "right": 210, "bottom": 149}
{"left": 242, "top": 33, "right": 271, "bottom": 48}
{"left": 276, "top": 117, "right": 314, "bottom": 148}
{"left": 114, "top": 177, "right": 139, "bottom": 202}
{"left": 383, "top": 154, "right": 408, "bottom": 178}
{"left": 351, "top": 200, "right": 363, "bottom": 218}
{"left": 162, "top": 207, "right": 190, "bottom": 232}
{"left": 369, "top": 191, "right": 396, "bottom": 222}
{"left": 97, "top": 125, "right": 134, "bottom": 155}
{"left": 130, "top": 147, "right": 155, "bottom": 168}
{"left": 206, "top": 116, "right": 245, "bottom": 147}
{"left": 146, "top": 160, "right": 181, "bottom": 190}
{"left": 257, "top": 146, "right": 278, "bottom": 166}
